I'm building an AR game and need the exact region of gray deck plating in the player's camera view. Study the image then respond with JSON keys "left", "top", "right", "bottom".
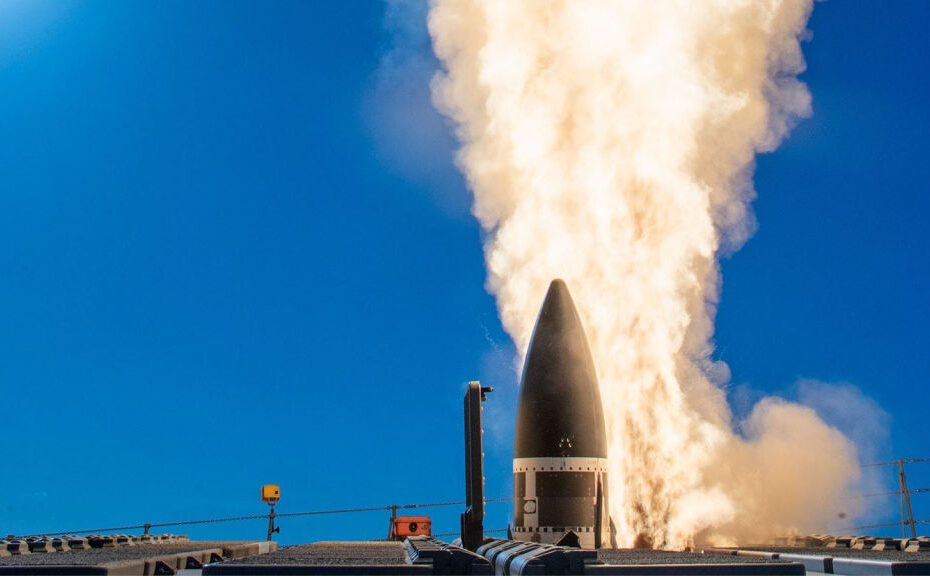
{"left": 0, "top": 539, "right": 275, "bottom": 575}
{"left": 217, "top": 541, "right": 408, "bottom": 566}
{"left": 714, "top": 545, "right": 930, "bottom": 576}
{"left": 738, "top": 547, "right": 930, "bottom": 562}
{"left": 598, "top": 550, "right": 791, "bottom": 565}
{"left": 0, "top": 543, "right": 228, "bottom": 566}
{"left": 204, "top": 541, "right": 430, "bottom": 575}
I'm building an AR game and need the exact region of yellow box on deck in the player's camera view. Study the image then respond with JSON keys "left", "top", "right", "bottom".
{"left": 262, "top": 484, "right": 280, "bottom": 504}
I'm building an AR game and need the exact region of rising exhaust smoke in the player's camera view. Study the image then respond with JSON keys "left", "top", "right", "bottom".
{"left": 428, "top": 1, "right": 860, "bottom": 548}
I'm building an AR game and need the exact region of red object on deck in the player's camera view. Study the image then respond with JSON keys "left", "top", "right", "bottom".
{"left": 390, "top": 516, "right": 432, "bottom": 540}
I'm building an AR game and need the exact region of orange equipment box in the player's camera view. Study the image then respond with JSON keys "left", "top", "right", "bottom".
{"left": 262, "top": 484, "right": 280, "bottom": 504}
{"left": 390, "top": 516, "right": 432, "bottom": 540}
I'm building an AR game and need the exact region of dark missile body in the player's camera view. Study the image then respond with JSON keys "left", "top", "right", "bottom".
{"left": 512, "top": 279, "right": 611, "bottom": 549}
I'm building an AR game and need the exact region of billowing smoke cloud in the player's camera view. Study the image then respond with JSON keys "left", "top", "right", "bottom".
{"left": 426, "top": 1, "right": 865, "bottom": 547}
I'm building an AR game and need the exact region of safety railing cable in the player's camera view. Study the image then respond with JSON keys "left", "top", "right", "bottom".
{"left": 851, "top": 519, "right": 930, "bottom": 531}
{"left": 433, "top": 528, "right": 508, "bottom": 539}
{"left": 847, "top": 488, "right": 930, "bottom": 499}
{"left": 17, "top": 497, "right": 514, "bottom": 539}
{"left": 863, "top": 458, "right": 930, "bottom": 468}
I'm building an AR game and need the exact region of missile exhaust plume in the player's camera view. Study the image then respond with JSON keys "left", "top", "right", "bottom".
{"left": 428, "top": 0, "right": 861, "bottom": 548}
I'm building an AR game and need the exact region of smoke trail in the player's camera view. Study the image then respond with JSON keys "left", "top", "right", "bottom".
{"left": 428, "top": 1, "right": 861, "bottom": 547}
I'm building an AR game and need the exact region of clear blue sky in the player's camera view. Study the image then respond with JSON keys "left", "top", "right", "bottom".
{"left": 1, "top": 1, "right": 928, "bottom": 544}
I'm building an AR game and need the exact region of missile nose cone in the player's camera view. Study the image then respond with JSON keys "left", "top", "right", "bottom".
{"left": 514, "top": 279, "right": 607, "bottom": 459}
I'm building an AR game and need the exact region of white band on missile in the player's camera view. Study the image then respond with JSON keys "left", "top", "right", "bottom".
{"left": 513, "top": 457, "right": 608, "bottom": 473}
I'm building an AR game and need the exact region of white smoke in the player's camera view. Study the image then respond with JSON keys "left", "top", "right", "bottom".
{"left": 426, "top": 0, "right": 866, "bottom": 547}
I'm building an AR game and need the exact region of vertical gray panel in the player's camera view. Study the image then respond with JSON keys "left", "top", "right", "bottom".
{"left": 514, "top": 472, "right": 526, "bottom": 526}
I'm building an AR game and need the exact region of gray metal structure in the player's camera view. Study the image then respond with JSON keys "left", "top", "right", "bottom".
{"left": 461, "top": 381, "right": 492, "bottom": 551}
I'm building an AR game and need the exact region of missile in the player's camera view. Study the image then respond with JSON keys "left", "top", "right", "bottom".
{"left": 512, "top": 279, "right": 611, "bottom": 549}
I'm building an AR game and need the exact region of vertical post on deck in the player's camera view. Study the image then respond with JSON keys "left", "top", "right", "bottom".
{"left": 898, "top": 461, "right": 917, "bottom": 539}
{"left": 461, "top": 381, "right": 492, "bottom": 551}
